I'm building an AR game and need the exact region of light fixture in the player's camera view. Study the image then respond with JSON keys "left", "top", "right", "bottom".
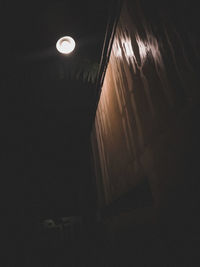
{"left": 56, "top": 36, "right": 76, "bottom": 54}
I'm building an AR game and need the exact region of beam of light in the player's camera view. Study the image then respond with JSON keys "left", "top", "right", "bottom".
{"left": 56, "top": 36, "right": 75, "bottom": 54}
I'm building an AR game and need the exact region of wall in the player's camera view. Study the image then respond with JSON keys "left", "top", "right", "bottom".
{"left": 91, "top": 0, "right": 200, "bottom": 261}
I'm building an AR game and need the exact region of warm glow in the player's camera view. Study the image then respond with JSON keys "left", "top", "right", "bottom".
{"left": 56, "top": 36, "right": 75, "bottom": 54}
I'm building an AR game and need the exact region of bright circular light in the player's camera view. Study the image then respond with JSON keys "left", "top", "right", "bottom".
{"left": 56, "top": 36, "right": 75, "bottom": 54}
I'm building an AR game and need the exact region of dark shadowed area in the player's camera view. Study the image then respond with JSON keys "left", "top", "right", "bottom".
{"left": 1, "top": 0, "right": 109, "bottom": 213}
{"left": 0, "top": 1, "right": 110, "bottom": 265}
{"left": 0, "top": 0, "right": 200, "bottom": 266}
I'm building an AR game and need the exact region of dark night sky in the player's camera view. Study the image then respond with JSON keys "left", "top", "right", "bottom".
{"left": 0, "top": 0, "right": 110, "bottom": 217}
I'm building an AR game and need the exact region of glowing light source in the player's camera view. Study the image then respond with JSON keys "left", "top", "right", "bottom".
{"left": 56, "top": 36, "right": 75, "bottom": 54}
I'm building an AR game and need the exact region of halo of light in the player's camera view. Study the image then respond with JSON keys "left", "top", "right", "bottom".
{"left": 56, "top": 36, "right": 75, "bottom": 54}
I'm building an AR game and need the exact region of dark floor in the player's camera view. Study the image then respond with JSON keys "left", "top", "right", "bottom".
{"left": 2, "top": 211, "right": 169, "bottom": 267}
{"left": 3, "top": 206, "right": 200, "bottom": 267}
